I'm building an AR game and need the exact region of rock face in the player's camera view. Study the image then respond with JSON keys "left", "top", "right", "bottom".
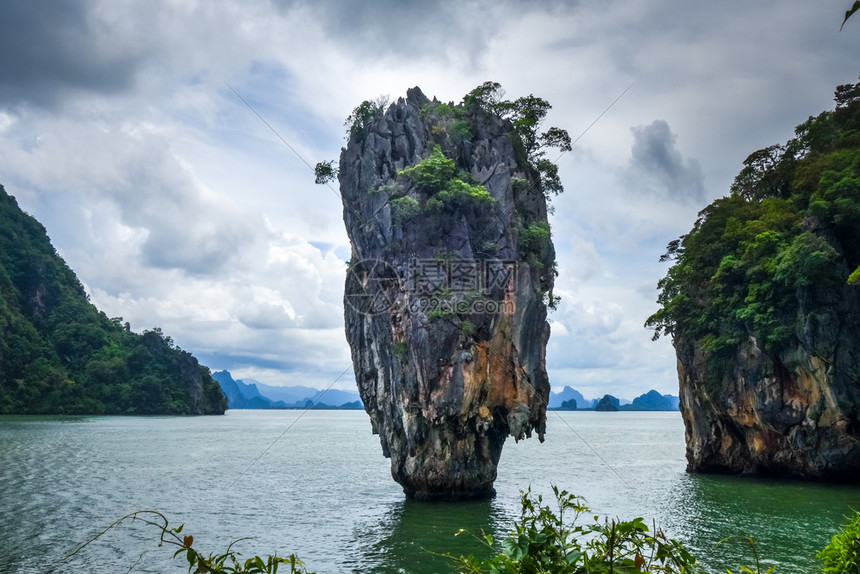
{"left": 338, "top": 87, "right": 554, "bottom": 500}
{"left": 650, "top": 80, "right": 860, "bottom": 480}
{"left": 677, "top": 294, "right": 860, "bottom": 479}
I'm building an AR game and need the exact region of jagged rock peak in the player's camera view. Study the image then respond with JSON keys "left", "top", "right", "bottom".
{"left": 338, "top": 86, "right": 556, "bottom": 500}
{"left": 405, "top": 86, "right": 430, "bottom": 108}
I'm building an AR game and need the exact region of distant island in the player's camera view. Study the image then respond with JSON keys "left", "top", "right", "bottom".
{"left": 213, "top": 373, "right": 679, "bottom": 413}
{"left": 549, "top": 386, "right": 679, "bottom": 411}
{"left": 212, "top": 370, "right": 363, "bottom": 410}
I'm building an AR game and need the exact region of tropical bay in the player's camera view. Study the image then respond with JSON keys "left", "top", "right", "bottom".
{"left": 2, "top": 2, "right": 860, "bottom": 573}
{"left": 3, "top": 410, "right": 859, "bottom": 573}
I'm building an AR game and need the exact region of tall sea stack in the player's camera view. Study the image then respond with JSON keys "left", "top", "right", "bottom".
{"left": 338, "top": 87, "right": 556, "bottom": 499}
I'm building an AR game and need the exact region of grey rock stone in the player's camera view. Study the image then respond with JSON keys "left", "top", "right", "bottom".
{"left": 338, "top": 87, "right": 554, "bottom": 499}
{"left": 677, "top": 276, "right": 860, "bottom": 480}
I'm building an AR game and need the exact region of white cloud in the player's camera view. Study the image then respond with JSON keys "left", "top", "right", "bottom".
{"left": 0, "top": 0, "right": 858, "bottom": 399}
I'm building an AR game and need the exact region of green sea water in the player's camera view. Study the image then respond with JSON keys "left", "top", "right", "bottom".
{"left": 1, "top": 410, "right": 858, "bottom": 573}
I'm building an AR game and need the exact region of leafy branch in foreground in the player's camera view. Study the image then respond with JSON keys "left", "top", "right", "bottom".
{"left": 67, "top": 510, "right": 312, "bottom": 574}
{"left": 446, "top": 486, "right": 701, "bottom": 573}
{"left": 64, "top": 496, "right": 860, "bottom": 573}
{"left": 818, "top": 511, "right": 860, "bottom": 574}
{"left": 842, "top": 1, "right": 860, "bottom": 30}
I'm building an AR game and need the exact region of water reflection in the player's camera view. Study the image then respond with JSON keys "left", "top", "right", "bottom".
{"left": 658, "top": 473, "right": 860, "bottom": 573}
{"left": 345, "top": 498, "right": 512, "bottom": 573}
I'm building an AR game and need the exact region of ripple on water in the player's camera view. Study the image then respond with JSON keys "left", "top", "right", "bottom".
{"left": 2, "top": 411, "right": 860, "bottom": 574}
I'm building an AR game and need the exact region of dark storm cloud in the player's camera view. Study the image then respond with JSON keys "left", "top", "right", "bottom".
{"left": 628, "top": 120, "right": 705, "bottom": 203}
{"left": 0, "top": 0, "right": 144, "bottom": 109}
{"left": 280, "top": 0, "right": 579, "bottom": 61}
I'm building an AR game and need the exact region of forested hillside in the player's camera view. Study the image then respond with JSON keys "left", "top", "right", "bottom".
{"left": 647, "top": 78, "right": 860, "bottom": 477}
{"left": 648, "top": 78, "right": 860, "bottom": 379}
{"left": 0, "top": 185, "right": 226, "bottom": 415}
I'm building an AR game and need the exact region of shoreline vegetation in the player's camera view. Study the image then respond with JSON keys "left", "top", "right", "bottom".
{"left": 71, "top": 487, "right": 860, "bottom": 574}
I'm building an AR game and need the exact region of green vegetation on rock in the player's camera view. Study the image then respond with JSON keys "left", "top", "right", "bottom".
{"left": 396, "top": 144, "right": 494, "bottom": 218}
{"left": 463, "top": 81, "right": 572, "bottom": 196}
{"left": 0, "top": 185, "right": 226, "bottom": 415}
{"left": 646, "top": 77, "right": 860, "bottom": 392}
{"left": 344, "top": 95, "right": 389, "bottom": 139}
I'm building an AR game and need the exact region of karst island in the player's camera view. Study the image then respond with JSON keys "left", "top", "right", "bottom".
{"left": 318, "top": 83, "right": 570, "bottom": 499}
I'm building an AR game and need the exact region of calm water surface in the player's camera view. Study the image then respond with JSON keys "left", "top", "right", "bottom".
{"left": 1, "top": 410, "right": 859, "bottom": 573}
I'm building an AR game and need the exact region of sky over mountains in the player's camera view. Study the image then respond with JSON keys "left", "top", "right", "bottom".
{"left": 0, "top": 1, "right": 858, "bottom": 398}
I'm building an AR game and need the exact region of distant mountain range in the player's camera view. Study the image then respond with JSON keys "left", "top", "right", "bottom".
{"left": 214, "top": 371, "right": 678, "bottom": 413}
{"left": 212, "top": 370, "right": 362, "bottom": 410}
{"left": 549, "top": 386, "right": 679, "bottom": 411}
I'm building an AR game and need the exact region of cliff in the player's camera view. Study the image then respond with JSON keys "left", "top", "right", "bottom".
{"left": 648, "top": 78, "right": 860, "bottom": 479}
{"left": 337, "top": 85, "right": 562, "bottom": 499}
{"left": 0, "top": 184, "right": 226, "bottom": 415}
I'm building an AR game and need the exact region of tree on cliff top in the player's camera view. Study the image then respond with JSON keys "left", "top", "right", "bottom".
{"left": 316, "top": 82, "right": 571, "bottom": 197}
{"left": 464, "top": 81, "right": 572, "bottom": 195}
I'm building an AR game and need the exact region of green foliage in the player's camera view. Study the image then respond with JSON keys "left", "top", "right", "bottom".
{"left": 426, "top": 286, "right": 456, "bottom": 323}
{"left": 842, "top": 1, "right": 860, "bottom": 30}
{"left": 345, "top": 95, "right": 389, "bottom": 139}
{"left": 463, "top": 81, "right": 506, "bottom": 110}
{"left": 451, "top": 119, "right": 473, "bottom": 142}
{"left": 423, "top": 102, "right": 473, "bottom": 144}
{"left": 462, "top": 81, "right": 572, "bottom": 196}
{"left": 67, "top": 493, "right": 860, "bottom": 574}
{"left": 390, "top": 196, "right": 421, "bottom": 222}
{"left": 68, "top": 511, "right": 312, "bottom": 574}
{"left": 392, "top": 340, "right": 408, "bottom": 361}
{"left": 543, "top": 290, "right": 561, "bottom": 311}
{"left": 647, "top": 78, "right": 860, "bottom": 395}
{"left": 448, "top": 486, "right": 700, "bottom": 574}
{"left": 519, "top": 221, "right": 551, "bottom": 268}
{"left": 849, "top": 265, "right": 860, "bottom": 285}
{"left": 397, "top": 145, "right": 493, "bottom": 217}
{"left": 460, "top": 319, "right": 476, "bottom": 337}
{"left": 435, "top": 177, "right": 493, "bottom": 208}
{"left": 313, "top": 160, "right": 337, "bottom": 185}
{"left": 399, "top": 145, "right": 460, "bottom": 193}
{"left": 818, "top": 511, "right": 860, "bottom": 574}
{"left": 0, "top": 186, "right": 226, "bottom": 415}
{"left": 511, "top": 177, "right": 529, "bottom": 195}
{"left": 535, "top": 159, "right": 564, "bottom": 196}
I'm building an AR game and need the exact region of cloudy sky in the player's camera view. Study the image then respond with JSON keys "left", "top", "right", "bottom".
{"left": 0, "top": 0, "right": 857, "bottom": 400}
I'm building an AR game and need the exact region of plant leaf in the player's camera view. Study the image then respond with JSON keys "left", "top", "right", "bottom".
{"left": 842, "top": 1, "right": 860, "bottom": 31}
